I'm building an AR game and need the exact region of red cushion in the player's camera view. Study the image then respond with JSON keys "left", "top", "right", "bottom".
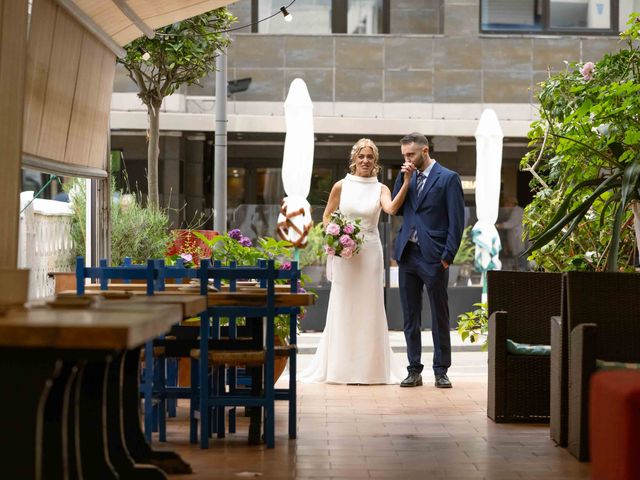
{"left": 590, "top": 370, "right": 640, "bottom": 480}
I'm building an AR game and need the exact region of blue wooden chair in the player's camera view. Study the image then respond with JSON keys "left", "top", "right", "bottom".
{"left": 150, "top": 259, "right": 200, "bottom": 435}
{"left": 272, "top": 261, "right": 301, "bottom": 440}
{"left": 190, "top": 259, "right": 278, "bottom": 449}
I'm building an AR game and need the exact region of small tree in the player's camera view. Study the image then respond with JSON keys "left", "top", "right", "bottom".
{"left": 118, "top": 10, "right": 235, "bottom": 208}
{"left": 522, "top": 14, "right": 640, "bottom": 272}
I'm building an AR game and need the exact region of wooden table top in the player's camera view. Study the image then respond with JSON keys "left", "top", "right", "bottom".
{"left": 82, "top": 283, "right": 293, "bottom": 292}
{"left": 49, "top": 293, "right": 207, "bottom": 318}
{"left": 64, "top": 287, "right": 315, "bottom": 308}
{"left": 0, "top": 304, "right": 182, "bottom": 350}
{"left": 206, "top": 291, "right": 315, "bottom": 307}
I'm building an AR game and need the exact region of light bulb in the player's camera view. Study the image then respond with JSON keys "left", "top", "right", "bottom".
{"left": 280, "top": 6, "right": 293, "bottom": 22}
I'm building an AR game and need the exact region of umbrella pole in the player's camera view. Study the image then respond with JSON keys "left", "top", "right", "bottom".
{"left": 481, "top": 271, "right": 488, "bottom": 304}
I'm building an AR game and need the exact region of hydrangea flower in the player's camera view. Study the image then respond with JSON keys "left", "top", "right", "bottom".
{"left": 228, "top": 228, "right": 242, "bottom": 240}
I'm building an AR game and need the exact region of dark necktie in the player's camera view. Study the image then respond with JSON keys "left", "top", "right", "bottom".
{"left": 416, "top": 171, "right": 426, "bottom": 196}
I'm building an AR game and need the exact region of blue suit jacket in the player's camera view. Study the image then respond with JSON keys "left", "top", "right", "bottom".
{"left": 392, "top": 162, "right": 465, "bottom": 270}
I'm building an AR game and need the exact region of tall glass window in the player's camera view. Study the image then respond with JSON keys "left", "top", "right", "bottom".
{"left": 258, "top": 0, "right": 332, "bottom": 33}
{"left": 348, "top": 0, "right": 383, "bottom": 34}
{"left": 550, "top": 0, "right": 610, "bottom": 29}
{"left": 619, "top": 0, "right": 640, "bottom": 29}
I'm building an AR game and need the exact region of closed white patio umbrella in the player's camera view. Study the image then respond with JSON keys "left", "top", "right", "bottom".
{"left": 276, "top": 78, "right": 315, "bottom": 251}
{"left": 472, "top": 108, "right": 503, "bottom": 302}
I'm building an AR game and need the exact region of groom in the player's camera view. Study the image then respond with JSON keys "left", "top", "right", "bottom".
{"left": 392, "top": 133, "right": 465, "bottom": 388}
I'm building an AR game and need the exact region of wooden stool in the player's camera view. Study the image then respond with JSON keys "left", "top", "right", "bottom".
{"left": 589, "top": 370, "right": 640, "bottom": 480}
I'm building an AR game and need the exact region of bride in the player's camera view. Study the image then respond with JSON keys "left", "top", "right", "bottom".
{"left": 299, "top": 138, "right": 414, "bottom": 384}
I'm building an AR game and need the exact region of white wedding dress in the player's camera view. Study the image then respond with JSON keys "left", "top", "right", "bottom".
{"left": 299, "top": 174, "right": 406, "bottom": 384}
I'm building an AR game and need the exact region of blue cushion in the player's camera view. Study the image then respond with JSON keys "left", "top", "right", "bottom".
{"left": 506, "top": 339, "right": 551, "bottom": 356}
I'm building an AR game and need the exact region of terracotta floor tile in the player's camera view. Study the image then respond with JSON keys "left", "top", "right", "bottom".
{"left": 159, "top": 374, "right": 590, "bottom": 480}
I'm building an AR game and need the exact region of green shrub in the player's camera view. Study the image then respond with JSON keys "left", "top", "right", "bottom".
{"left": 67, "top": 179, "right": 170, "bottom": 265}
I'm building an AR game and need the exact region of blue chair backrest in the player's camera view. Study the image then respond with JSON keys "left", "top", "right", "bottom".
{"left": 154, "top": 258, "right": 199, "bottom": 291}
{"left": 198, "top": 259, "right": 277, "bottom": 342}
{"left": 75, "top": 256, "right": 156, "bottom": 295}
{"left": 273, "top": 261, "right": 301, "bottom": 341}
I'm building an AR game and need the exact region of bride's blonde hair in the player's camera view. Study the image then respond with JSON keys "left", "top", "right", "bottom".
{"left": 349, "top": 138, "right": 380, "bottom": 177}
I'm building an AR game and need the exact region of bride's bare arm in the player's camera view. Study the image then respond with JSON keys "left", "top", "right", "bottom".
{"left": 323, "top": 180, "right": 343, "bottom": 226}
{"left": 381, "top": 163, "right": 413, "bottom": 215}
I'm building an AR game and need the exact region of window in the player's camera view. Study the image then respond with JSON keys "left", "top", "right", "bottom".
{"left": 252, "top": 0, "right": 389, "bottom": 33}
{"left": 257, "top": 0, "right": 332, "bottom": 33}
{"left": 480, "top": 0, "right": 627, "bottom": 34}
{"left": 348, "top": 0, "right": 383, "bottom": 34}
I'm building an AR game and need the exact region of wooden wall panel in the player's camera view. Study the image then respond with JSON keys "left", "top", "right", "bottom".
{"left": 88, "top": 49, "right": 116, "bottom": 170}
{"left": 23, "top": 0, "right": 115, "bottom": 174}
{"left": 65, "top": 34, "right": 107, "bottom": 167}
{"left": 36, "top": 8, "right": 83, "bottom": 162}
{"left": 0, "top": 0, "right": 28, "bottom": 268}
{"left": 22, "top": 0, "right": 56, "bottom": 156}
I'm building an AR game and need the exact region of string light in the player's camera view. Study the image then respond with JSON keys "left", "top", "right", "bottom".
{"left": 280, "top": 6, "right": 293, "bottom": 22}
{"left": 220, "top": 0, "right": 296, "bottom": 33}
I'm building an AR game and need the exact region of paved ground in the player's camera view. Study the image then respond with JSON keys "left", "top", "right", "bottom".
{"left": 295, "top": 330, "right": 488, "bottom": 379}
{"left": 157, "top": 333, "right": 590, "bottom": 480}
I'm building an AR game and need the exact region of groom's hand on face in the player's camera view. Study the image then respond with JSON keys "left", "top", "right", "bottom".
{"left": 400, "top": 161, "right": 415, "bottom": 181}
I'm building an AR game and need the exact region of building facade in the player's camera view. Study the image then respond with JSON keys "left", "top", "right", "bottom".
{"left": 110, "top": 0, "right": 637, "bottom": 327}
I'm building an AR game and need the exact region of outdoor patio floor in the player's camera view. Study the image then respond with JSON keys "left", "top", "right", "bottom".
{"left": 161, "top": 350, "right": 590, "bottom": 480}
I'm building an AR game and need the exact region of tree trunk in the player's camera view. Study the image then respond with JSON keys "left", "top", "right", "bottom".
{"left": 147, "top": 102, "right": 161, "bottom": 208}
{"left": 633, "top": 202, "right": 640, "bottom": 265}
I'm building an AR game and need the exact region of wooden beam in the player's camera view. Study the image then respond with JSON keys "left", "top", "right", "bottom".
{"left": 0, "top": 0, "right": 28, "bottom": 268}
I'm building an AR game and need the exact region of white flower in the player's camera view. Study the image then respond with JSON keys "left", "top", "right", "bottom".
{"left": 142, "top": 52, "right": 151, "bottom": 61}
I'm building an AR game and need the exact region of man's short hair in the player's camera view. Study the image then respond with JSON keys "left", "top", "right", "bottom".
{"left": 400, "top": 132, "right": 429, "bottom": 148}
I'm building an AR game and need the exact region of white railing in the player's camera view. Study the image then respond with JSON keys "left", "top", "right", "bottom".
{"left": 18, "top": 192, "right": 75, "bottom": 299}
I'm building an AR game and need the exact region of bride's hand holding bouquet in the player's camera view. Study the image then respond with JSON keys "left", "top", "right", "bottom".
{"left": 323, "top": 211, "right": 364, "bottom": 259}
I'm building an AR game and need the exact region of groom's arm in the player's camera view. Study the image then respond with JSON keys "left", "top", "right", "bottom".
{"left": 442, "top": 173, "right": 465, "bottom": 265}
{"left": 391, "top": 171, "right": 406, "bottom": 216}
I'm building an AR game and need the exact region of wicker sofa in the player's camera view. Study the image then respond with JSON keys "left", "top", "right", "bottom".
{"left": 487, "top": 270, "right": 562, "bottom": 423}
{"left": 550, "top": 271, "right": 640, "bottom": 461}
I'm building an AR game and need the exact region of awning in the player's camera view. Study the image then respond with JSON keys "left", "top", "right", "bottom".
{"left": 61, "top": 0, "right": 236, "bottom": 51}
{"left": 22, "top": 0, "right": 236, "bottom": 178}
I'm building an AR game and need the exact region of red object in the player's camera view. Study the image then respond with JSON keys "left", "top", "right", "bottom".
{"left": 167, "top": 229, "right": 218, "bottom": 265}
{"left": 589, "top": 370, "right": 640, "bottom": 480}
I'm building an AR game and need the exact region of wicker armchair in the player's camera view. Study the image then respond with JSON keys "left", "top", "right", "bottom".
{"left": 487, "top": 270, "right": 562, "bottom": 423}
{"left": 552, "top": 272, "right": 640, "bottom": 461}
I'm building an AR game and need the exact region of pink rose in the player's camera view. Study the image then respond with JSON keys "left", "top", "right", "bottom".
{"left": 339, "top": 235, "right": 356, "bottom": 249}
{"left": 325, "top": 223, "right": 340, "bottom": 236}
{"left": 180, "top": 253, "right": 193, "bottom": 263}
{"left": 580, "top": 61, "right": 595, "bottom": 81}
{"left": 341, "top": 247, "right": 353, "bottom": 259}
{"left": 324, "top": 245, "right": 335, "bottom": 256}
{"left": 343, "top": 223, "right": 355, "bottom": 234}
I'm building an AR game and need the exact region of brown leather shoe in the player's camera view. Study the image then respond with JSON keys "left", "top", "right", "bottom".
{"left": 400, "top": 372, "right": 423, "bottom": 387}
{"left": 435, "top": 373, "right": 452, "bottom": 388}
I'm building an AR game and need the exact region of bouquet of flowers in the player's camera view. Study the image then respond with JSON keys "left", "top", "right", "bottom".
{"left": 323, "top": 211, "right": 364, "bottom": 258}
